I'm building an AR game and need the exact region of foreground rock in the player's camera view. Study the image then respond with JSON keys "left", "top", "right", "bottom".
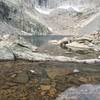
{"left": 56, "top": 84, "right": 100, "bottom": 100}
{"left": 12, "top": 45, "right": 53, "bottom": 61}
{"left": 0, "top": 35, "right": 58, "bottom": 61}
{"left": 0, "top": 47, "right": 14, "bottom": 60}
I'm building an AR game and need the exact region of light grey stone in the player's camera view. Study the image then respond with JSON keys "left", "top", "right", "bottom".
{"left": 0, "top": 47, "right": 14, "bottom": 60}
{"left": 56, "top": 84, "right": 100, "bottom": 100}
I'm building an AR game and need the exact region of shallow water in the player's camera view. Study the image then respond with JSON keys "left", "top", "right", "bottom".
{"left": 0, "top": 60, "right": 100, "bottom": 99}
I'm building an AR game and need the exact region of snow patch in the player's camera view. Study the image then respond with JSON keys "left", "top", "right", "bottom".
{"left": 35, "top": 6, "right": 53, "bottom": 15}
{"left": 58, "top": 5, "right": 80, "bottom": 12}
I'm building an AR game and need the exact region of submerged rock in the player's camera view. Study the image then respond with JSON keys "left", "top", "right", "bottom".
{"left": 56, "top": 84, "right": 100, "bottom": 100}
{"left": 46, "top": 68, "right": 73, "bottom": 79}
{"left": 40, "top": 85, "right": 51, "bottom": 91}
{"left": 13, "top": 71, "right": 29, "bottom": 84}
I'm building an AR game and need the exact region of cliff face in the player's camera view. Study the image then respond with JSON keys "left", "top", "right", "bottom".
{"left": 34, "top": 0, "right": 100, "bottom": 36}
{"left": 0, "top": 0, "right": 49, "bottom": 36}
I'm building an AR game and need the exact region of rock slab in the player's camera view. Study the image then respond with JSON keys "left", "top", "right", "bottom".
{"left": 0, "top": 47, "right": 14, "bottom": 60}
{"left": 56, "top": 84, "right": 100, "bottom": 100}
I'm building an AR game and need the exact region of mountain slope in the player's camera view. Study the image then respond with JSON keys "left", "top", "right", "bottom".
{"left": 0, "top": 0, "right": 100, "bottom": 36}
{"left": 0, "top": 0, "right": 50, "bottom": 36}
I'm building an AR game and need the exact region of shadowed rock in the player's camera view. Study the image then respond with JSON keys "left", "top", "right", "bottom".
{"left": 0, "top": 1, "right": 10, "bottom": 20}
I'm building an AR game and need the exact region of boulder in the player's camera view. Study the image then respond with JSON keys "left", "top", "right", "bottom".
{"left": 65, "top": 41, "right": 93, "bottom": 51}
{"left": 11, "top": 43, "right": 53, "bottom": 61}
{"left": 15, "top": 37, "right": 38, "bottom": 52}
{"left": 56, "top": 84, "right": 100, "bottom": 100}
{"left": 0, "top": 47, "right": 14, "bottom": 60}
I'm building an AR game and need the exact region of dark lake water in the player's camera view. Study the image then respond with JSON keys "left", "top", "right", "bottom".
{"left": 23, "top": 34, "right": 68, "bottom": 46}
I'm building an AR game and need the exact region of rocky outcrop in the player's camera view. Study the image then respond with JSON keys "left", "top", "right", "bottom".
{"left": 0, "top": 35, "right": 53, "bottom": 61}
{"left": 11, "top": 44, "right": 53, "bottom": 61}
{"left": 0, "top": 47, "right": 14, "bottom": 60}
{"left": 0, "top": 34, "right": 100, "bottom": 63}
{"left": 58, "top": 31, "right": 100, "bottom": 53}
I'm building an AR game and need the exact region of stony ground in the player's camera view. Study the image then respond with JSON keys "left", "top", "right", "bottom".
{"left": 0, "top": 60, "right": 100, "bottom": 100}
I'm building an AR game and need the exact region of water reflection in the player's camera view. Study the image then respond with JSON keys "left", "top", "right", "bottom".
{"left": 32, "top": 35, "right": 43, "bottom": 46}
{"left": 24, "top": 34, "right": 66, "bottom": 46}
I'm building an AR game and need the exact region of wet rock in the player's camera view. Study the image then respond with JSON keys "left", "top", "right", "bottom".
{"left": 13, "top": 72, "right": 29, "bottom": 84}
{"left": 79, "top": 77, "right": 89, "bottom": 83}
{"left": 56, "top": 84, "right": 100, "bottom": 100}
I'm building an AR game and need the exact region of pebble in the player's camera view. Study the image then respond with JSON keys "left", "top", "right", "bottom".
{"left": 73, "top": 69, "right": 80, "bottom": 73}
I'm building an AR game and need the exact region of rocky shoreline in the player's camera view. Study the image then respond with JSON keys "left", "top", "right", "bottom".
{"left": 0, "top": 33, "right": 100, "bottom": 64}
{"left": 0, "top": 35, "right": 100, "bottom": 63}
